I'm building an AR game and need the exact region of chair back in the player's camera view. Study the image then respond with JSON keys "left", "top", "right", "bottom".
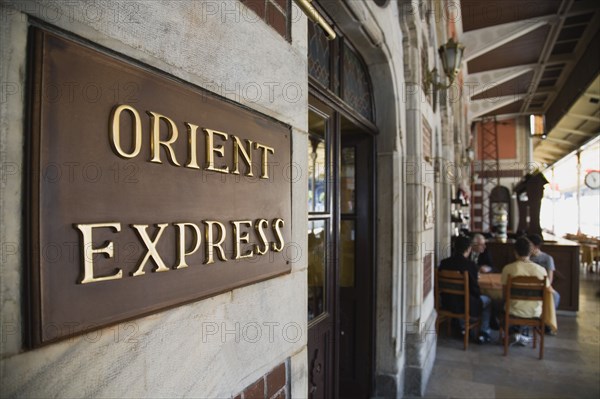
{"left": 503, "top": 275, "right": 547, "bottom": 359}
{"left": 435, "top": 269, "right": 470, "bottom": 315}
{"left": 506, "top": 275, "right": 545, "bottom": 302}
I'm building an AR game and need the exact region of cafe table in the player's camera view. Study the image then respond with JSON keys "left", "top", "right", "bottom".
{"left": 478, "top": 273, "right": 557, "bottom": 332}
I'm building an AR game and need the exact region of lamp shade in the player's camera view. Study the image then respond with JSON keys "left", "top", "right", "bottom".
{"left": 529, "top": 114, "right": 546, "bottom": 138}
{"left": 438, "top": 38, "right": 465, "bottom": 84}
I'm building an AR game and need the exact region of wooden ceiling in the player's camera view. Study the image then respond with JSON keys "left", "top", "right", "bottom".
{"left": 460, "top": 0, "right": 600, "bottom": 166}
{"left": 461, "top": 1, "right": 562, "bottom": 31}
{"left": 467, "top": 26, "right": 550, "bottom": 73}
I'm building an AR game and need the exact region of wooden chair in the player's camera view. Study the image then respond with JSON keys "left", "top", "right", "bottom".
{"left": 435, "top": 269, "right": 480, "bottom": 350}
{"left": 502, "top": 275, "right": 547, "bottom": 359}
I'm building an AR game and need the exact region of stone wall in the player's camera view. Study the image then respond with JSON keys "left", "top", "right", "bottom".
{"left": 0, "top": 1, "right": 308, "bottom": 397}
{"left": 0, "top": 1, "right": 467, "bottom": 397}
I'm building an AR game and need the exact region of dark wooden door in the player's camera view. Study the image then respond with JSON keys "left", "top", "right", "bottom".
{"left": 338, "top": 131, "right": 374, "bottom": 398}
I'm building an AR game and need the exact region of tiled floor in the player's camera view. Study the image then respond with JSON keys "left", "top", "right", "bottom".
{"left": 422, "top": 270, "right": 600, "bottom": 399}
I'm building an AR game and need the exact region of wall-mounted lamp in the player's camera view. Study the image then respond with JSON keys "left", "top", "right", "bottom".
{"left": 424, "top": 38, "right": 465, "bottom": 91}
{"left": 529, "top": 114, "right": 546, "bottom": 139}
{"left": 465, "top": 146, "right": 475, "bottom": 162}
{"left": 461, "top": 146, "right": 475, "bottom": 166}
{"left": 295, "top": 0, "right": 336, "bottom": 40}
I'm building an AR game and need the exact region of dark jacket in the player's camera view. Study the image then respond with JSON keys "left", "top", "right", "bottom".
{"left": 439, "top": 254, "right": 482, "bottom": 316}
{"left": 474, "top": 249, "right": 495, "bottom": 272}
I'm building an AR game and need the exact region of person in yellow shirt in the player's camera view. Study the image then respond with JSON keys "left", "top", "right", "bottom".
{"left": 501, "top": 237, "right": 549, "bottom": 345}
{"left": 528, "top": 234, "right": 560, "bottom": 310}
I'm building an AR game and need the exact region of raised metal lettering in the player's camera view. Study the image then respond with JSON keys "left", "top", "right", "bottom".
{"left": 132, "top": 223, "right": 171, "bottom": 276}
{"left": 204, "top": 129, "right": 230, "bottom": 174}
{"left": 271, "top": 218, "right": 285, "bottom": 252}
{"left": 204, "top": 220, "right": 228, "bottom": 263}
{"left": 174, "top": 222, "right": 202, "bottom": 269}
{"left": 232, "top": 220, "right": 254, "bottom": 259}
{"left": 75, "top": 223, "right": 123, "bottom": 284}
{"left": 110, "top": 104, "right": 142, "bottom": 158}
{"left": 148, "top": 111, "right": 181, "bottom": 166}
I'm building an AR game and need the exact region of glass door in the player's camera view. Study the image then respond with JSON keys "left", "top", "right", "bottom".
{"left": 307, "top": 96, "right": 375, "bottom": 399}
{"left": 307, "top": 97, "right": 335, "bottom": 399}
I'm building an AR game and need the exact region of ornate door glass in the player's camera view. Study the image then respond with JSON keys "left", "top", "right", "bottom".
{"left": 308, "top": 107, "right": 331, "bottom": 322}
{"left": 308, "top": 110, "right": 327, "bottom": 213}
{"left": 308, "top": 220, "right": 327, "bottom": 321}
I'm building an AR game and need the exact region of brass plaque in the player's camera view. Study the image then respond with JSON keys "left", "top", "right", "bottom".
{"left": 26, "top": 29, "right": 292, "bottom": 346}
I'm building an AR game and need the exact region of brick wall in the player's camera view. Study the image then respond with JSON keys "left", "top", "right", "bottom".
{"left": 234, "top": 361, "right": 289, "bottom": 399}
{"left": 242, "top": 0, "right": 291, "bottom": 41}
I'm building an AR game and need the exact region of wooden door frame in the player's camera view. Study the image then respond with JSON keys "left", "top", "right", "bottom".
{"left": 338, "top": 132, "right": 376, "bottom": 397}
{"left": 307, "top": 97, "right": 337, "bottom": 399}
{"left": 307, "top": 82, "right": 377, "bottom": 398}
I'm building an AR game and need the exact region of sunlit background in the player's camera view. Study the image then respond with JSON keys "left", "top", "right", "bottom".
{"left": 541, "top": 138, "right": 600, "bottom": 238}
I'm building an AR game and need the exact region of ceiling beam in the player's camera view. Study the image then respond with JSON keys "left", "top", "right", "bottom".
{"left": 546, "top": 54, "right": 574, "bottom": 65}
{"left": 583, "top": 91, "right": 600, "bottom": 100}
{"left": 471, "top": 113, "right": 524, "bottom": 123}
{"left": 464, "top": 65, "right": 536, "bottom": 98}
{"left": 534, "top": 152, "right": 556, "bottom": 162}
{"left": 537, "top": 153, "right": 567, "bottom": 163}
{"left": 544, "top": 21, "right": 600, "bottom": 132}
{"left": 468, "top": 94, "right": 525, "bottom": 121}
{"left": 534, "top": 153, "right": 555, "bottom": 162}
{"left": 544, "top": 136, "right": 578, "bottom": 146}
{"left": 535, "top": 146, "right": 569, "bottom": 155}
{"left": 462, "top": 15, "right": 556, "bottom": 62}
{"left": 568, "top": 113, "right": 600, "bottom": 123}
{"left": 520, "top": 0, "right": 573, "bottom": 114}
{"left": 534, "top": 87, "right": 557, "bottom": 95}
{"left": 554, "top": 127, "right": 595, "bottom": 136}
{"left": 568, "top": 0, "right": 600, "bottom": 15}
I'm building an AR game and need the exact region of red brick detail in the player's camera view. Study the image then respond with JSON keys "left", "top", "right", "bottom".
{"left": 480, "top": 169, "right": 524, "bottom": 178}
{"left": 234, "top": 361, "right": 288, "bottom": 399}
{"left": 266, "top": 363, "right": 286, "bottom": 397}
{"left": 244, "top": 378, "right": 265, "bottom": 399}
{"left": 266, "top": 2, "right": 287, "bottom": 39}
{"left": 271, "top": 389, "right": 286, "bottom": 399}
{"left": 242, "top": 0, "right": 266, "bottom": 19}
{"left": 272, "top": 0, "right": 288, "bottom": 12}
{"left": 242, "top": 0, "right": 289, "bottom": 41}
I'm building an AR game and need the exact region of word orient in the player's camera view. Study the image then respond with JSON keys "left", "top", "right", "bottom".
{"left": 75, "top": 218, "right": 285, "bottom": 284}
{"left": 110, "top": 104, "right": 276, "bottom": 178}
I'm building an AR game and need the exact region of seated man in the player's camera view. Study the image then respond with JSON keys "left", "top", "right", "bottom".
{"left": 528, "top": 234, "right": 561, "bottom": 309}
{"left": 501, "top": 237, "right": 550, "bottom": 345}
{"left": 440, "top": 236, "right": 492, "bottom": 343}
{"left": 470, "top": 233, "right": 495, "bottom": 273}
